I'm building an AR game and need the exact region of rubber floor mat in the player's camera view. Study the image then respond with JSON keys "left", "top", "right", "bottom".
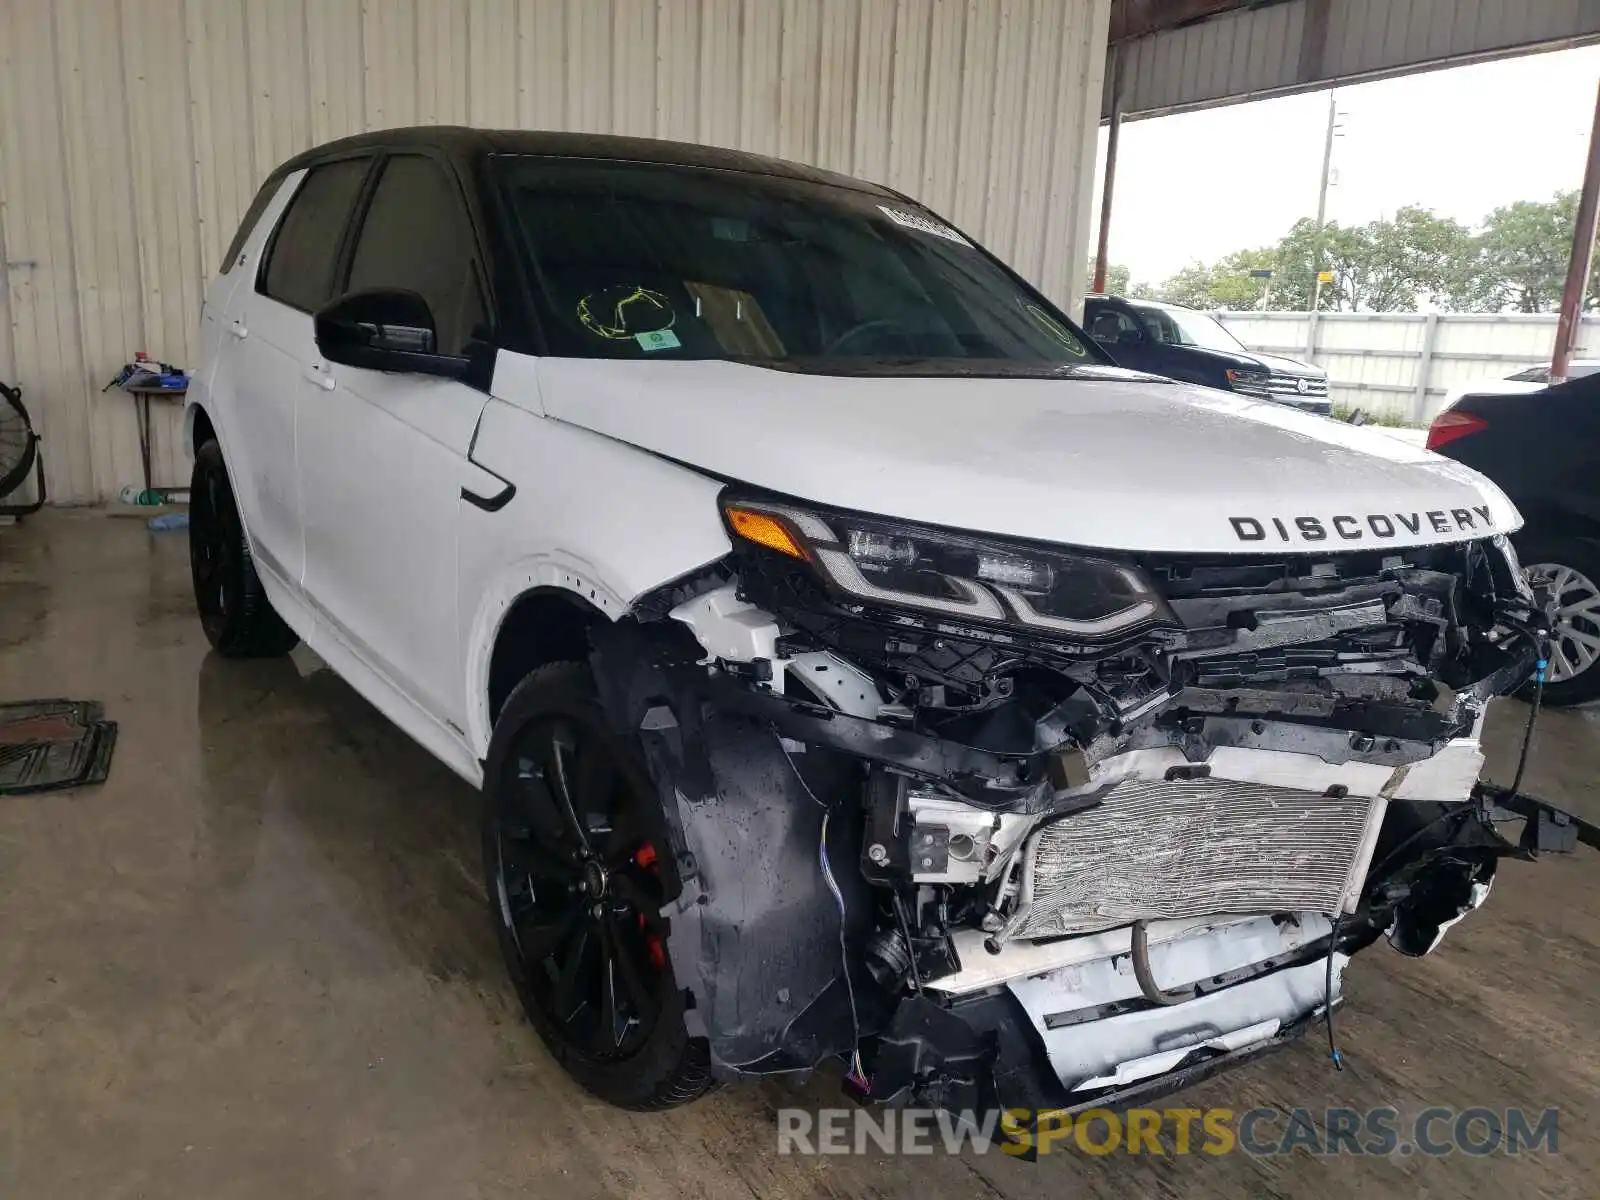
{"left": 0, "top": 700, "right": 118, "bottom": 795}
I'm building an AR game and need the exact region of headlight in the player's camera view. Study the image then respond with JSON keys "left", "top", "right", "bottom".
{"left": 1225, "top": 367, "right": 1272, "bottom": 396}
{"left": 721, "top": 496, "right": 1173, "bottom": 639}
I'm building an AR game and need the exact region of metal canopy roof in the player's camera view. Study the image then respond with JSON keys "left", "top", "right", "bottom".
{"left": 1106, "top": 0, "right": 1600, "bottom": 120}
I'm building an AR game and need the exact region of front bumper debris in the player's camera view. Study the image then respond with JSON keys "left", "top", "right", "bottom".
{"left": 592, "top": 528, "right": 1588, "bottom": 1126}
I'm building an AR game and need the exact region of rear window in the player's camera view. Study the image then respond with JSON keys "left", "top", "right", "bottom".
{"left": 259, "top": 158, "right": 370, "bottom": 313}
{"left": 219, "top": 178, "right": 280, "bottom": 275}
{"left": 494, "top": 157, "right": 1097, "bottom": 373}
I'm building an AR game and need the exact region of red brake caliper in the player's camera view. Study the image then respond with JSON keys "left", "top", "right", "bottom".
{"left": 632, "top": 843, "right": 667, "bottom": 971}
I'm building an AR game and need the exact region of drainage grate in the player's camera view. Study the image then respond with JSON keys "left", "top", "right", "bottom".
{"left": 0, "top": 700, "right": 118, "bottom": 795}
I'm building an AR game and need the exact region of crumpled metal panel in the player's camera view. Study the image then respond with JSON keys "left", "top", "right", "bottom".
{"left": 1008, "top": 776, "right": 1379, "bottom": 938}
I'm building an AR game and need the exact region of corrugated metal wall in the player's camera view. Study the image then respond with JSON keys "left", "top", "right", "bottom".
{"left": 1111, "top": 0, "right": 1600, "bottom": 119}
{"left": 0, "top": 0, "right": 1109, "bottom": 505}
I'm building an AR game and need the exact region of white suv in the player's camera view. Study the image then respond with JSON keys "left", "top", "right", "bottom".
{"left": 189, "top": 128, "right": 1562, "bottom": 1123}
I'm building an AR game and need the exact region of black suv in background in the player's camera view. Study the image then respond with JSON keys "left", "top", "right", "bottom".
{"left": 1084, "top": 295, "right": 1331, "bottom": 414}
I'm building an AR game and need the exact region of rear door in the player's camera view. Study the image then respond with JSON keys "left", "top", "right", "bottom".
{"left": 295, "top": 151, "right": 493, "bottom": 733}
{"left": 228, "top": 157, "right": 372, "bottom": 595}
{"left": 196, "top": 175, "right": 283, "bottom": 400}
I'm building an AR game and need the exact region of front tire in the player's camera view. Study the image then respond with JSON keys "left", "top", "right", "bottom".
{"left": 189, "top": 439, "right": 298, "bottom": 658}
{"left": 482, "top": 661, "right": 713, "bottom": 1110}
{"left": 1519, "top": 533, "right": 1600, "bottom": 707}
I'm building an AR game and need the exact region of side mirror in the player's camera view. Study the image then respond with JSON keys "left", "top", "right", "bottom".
{"left": 314, "top": 288, "right": 470, "bottom": 378}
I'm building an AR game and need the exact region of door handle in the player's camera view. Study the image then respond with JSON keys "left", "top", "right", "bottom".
{"left": 227, "top": 320, "right": 248, "bottom": 340}
{"left": 303, "top": 361, "right": 336, "bottom": 391}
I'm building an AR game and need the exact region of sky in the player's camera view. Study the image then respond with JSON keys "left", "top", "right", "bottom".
{"left": 1094, "top": 44, "right": 1600, "bottom": 288}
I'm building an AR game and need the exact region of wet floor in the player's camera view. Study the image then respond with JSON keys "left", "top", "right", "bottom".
{"left": 2, "top": 509, "right": 1596, "bottom": 1199}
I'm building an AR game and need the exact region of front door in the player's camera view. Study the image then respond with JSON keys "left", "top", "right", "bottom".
{"left": 295, "top": 153, "right": 492, "bottom": 733}
{"left": 1085, "top": 301, "right": 1155, "bottom": 373}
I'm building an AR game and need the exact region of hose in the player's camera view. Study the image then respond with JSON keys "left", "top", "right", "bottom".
{"left": 1130, "top": 919, "right": 1195, "bottom": 1006}
{"left": 1507, "top": 644, "right": 1549, "bottom": 800}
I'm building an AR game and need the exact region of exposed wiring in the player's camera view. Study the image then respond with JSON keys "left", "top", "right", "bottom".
{"left": 891, "top": 890, "right": 924, "bottom": 995}
{"left": 1363, "top": 804, "right": 1475, "bottom": 884}
{"left": 774, "top": 727, "right": 828, "bottom": 808}
{"left": 776, "top": 729, "right": 868, "bottom": 1087}
{"left": 1324, "top": 913, "right": 1345, "bottom": 1071}
{"left": 1507, "top": 648, "right": 1548, "bottom": 800}
{"left": 820, "top": 808, "right": 869, "bottom": 1091}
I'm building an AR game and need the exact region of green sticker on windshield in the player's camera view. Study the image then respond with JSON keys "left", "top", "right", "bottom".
{"left": 1020, "top": 303, "right": 1087, "bottom": 356}
{"left": 635, "top": 328, "right": 681, "bottom": 352}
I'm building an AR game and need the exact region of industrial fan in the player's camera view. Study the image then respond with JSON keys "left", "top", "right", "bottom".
{"left": 0, "top": 381, "right": 44, "bottom": 516}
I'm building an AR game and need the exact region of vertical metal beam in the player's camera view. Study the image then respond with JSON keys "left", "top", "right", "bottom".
{"left": 1295, "top": 0, "right": 1332, "bottom": 85}
{"left": 1553, "top": 79, "right": 1600, "bottom": 383}
{"left": 1092, "top": 48, "right": 1122, "bottom": 296}
{"left": 1411, "top": 311, "right": 1441, "bottom": 425}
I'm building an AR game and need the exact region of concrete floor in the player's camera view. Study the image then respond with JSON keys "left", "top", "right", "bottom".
{"left": 2, "top": 509, "right": 1597, "bottom": 1199}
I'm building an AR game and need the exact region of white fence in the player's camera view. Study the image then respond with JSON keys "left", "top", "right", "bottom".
{"left": 1212, "top": 311, "right": 1600, "bottom": 424}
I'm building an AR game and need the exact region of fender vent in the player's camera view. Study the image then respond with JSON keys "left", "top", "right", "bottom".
{"left": 1005, "top": 777, "right": 1385, "bottom": 940}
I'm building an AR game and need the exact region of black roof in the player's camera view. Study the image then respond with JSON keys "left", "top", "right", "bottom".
{"left": 275, "top": 126, "right": 895, "bottom": 197}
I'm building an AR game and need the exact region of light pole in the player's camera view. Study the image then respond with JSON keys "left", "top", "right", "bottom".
{"left": 1306, "top": 91, "right": 1342, "bottom": 360}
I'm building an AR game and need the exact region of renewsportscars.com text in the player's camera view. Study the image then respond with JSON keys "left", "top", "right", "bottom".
{"left": 776, "top": 1106, "right": 1560, "bottom": 1158}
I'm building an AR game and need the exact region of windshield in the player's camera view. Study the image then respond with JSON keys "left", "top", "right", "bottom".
{"left": 1130, "top": 303, "right": 1247, "bottom": 353}
{"left": 494, "top": 157, "right": 1101, "bottom": 372}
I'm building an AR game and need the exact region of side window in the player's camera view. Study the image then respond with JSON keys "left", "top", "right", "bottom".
{"left": 344, "top": 155, "right": 486, "bottom": 357}
{"left": 219, "top": 177, "right": 280, "bottom": 275}
{"left": 1086, "top": 304, "right": 1139, "bottom": 344}
{"left": 259, "top": 158, "right": 369, "bottom": 313}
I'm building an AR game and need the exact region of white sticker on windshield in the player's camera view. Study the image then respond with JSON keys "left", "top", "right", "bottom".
{"left": 877, "top": 205, "right": 972, "bottom": 247}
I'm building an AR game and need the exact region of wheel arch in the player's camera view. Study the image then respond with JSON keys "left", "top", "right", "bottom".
{"left": 465, "top": 564, "right": 630, "bottom": 758}
{"left": 185, "top": 401, "right": 217, "bottom": 461}
{"left": 485, "top": 587, "right": 611, "bottom": 727}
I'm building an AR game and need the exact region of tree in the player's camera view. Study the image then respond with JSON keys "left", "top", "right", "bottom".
{"left": 1270, "top": 219, "right": 1360, "bottom": 310}
{"left": 1134, "top": 192, "right": 1600, "bottom": 315}
{"left": 1356, "top": 207, "right": 1474, "bottom": 311}
{"left": 1472, "top": 192, "right": 1600, "bottom": 312}
{"left": 1085, "top": 260, "right": 1133, "bottom": 296}
{"left": 1154, "top": 261, "right": 1219, "bottom": 309}
{"left": 1208, "top": 248, "right": 1278, "bottom": 309}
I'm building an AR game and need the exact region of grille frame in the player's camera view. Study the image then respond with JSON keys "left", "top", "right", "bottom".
{"left": 1001, "top": 776, "right": 1388, "bottom": 941}
{"left": 1265, "top": 372, "right": 1328, "bottom": 398}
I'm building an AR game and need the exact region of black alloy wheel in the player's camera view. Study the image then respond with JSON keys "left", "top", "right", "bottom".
{"left": 190, "top": 450, "right": 236, "bottom": 641}
{"left": 188, "top": 439, "right": 298, "bottom": 658}
{"left": 484, "top": 662, "right": 712, "bottom": 1109}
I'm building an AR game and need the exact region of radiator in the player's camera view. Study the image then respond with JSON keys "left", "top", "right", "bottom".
{"left": 1003, "top": 777, "right": 1387, "bottom": 940}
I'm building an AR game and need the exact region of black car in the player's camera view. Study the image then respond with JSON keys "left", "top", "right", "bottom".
{"left": 1084, "top": 295, "right": 1331, "bottom": 414}
{"left": 1428, "top": 372, "right": 1600, "bottom": 705}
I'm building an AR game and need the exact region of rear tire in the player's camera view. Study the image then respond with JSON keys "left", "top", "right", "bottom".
{"left": 1517, "top": 533, "right": 1600, "bottom": 707}
{"left": 189, "top": 439, "right": 299, "bottom": 659}
{"left": 482, "top": 661, "right": 714, "bottom": 1110}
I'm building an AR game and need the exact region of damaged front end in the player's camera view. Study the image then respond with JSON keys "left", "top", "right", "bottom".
{"left": 590, "top": 491, "right": 1586, "bottom": 1123}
